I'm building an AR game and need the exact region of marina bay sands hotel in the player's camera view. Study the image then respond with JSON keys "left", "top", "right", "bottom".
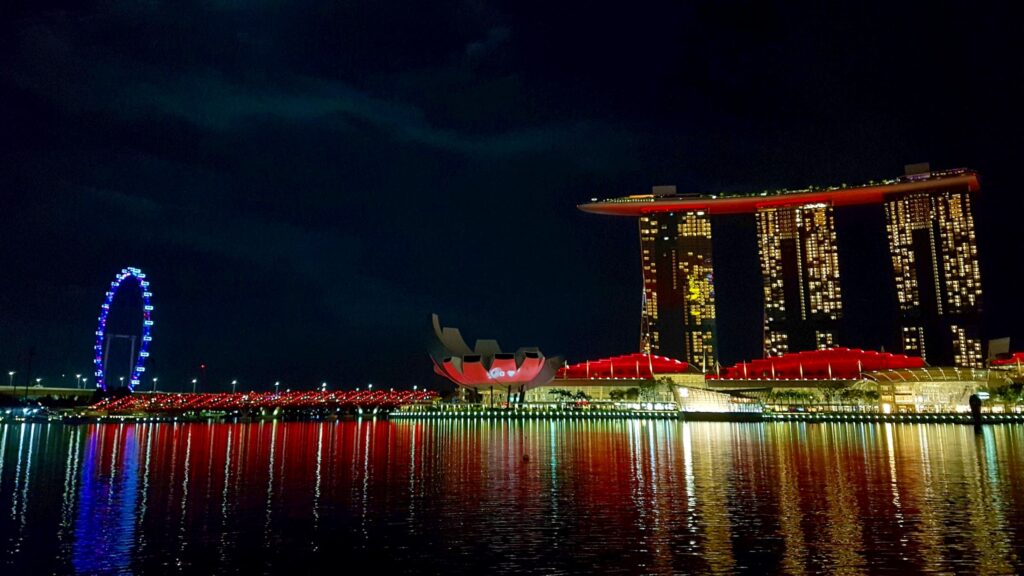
{"left": 579, "top": 164, "right": 984, "bottom": 369}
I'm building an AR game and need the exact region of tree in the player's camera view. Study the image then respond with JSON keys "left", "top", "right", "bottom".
{"left": 767, "top": 390, "right": 818, "bottom": 406}
{"left": 639, "top": 377, "right": 674, "bottom": 401}
{"left": 547, "top": 388, "right": 574, "bottom": 400}
{"left": 821, "top": 388, "right": 841, "bottom": 405}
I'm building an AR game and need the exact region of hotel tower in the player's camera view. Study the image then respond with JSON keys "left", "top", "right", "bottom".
{"left": 884, "top": 166, "right": 983, "bottom": 366}
{"left": 638, "top": 186, "right": 717, "bottom": 369}
{"left": 580, "top": 165, "right": 983, "bottom": 367}
{"left": 756, "top": 202, "right": 843, "bottom": 357}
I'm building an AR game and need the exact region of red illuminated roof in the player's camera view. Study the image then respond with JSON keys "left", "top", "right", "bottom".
{"left": 991, "top": 352, "right": 1024, "bottom": 367}
{"left": 434, "top": 353, "right": 549, "bottom": 387}
{"left": 429, "top": 314, "right": 562, "bottom": 389}
{"left": 709, "top": 348, "right": 926, "bottom": 381}
{"left": 556, "top": 353, "right": 691, "bottom": 380}
{"left": 579, "top": 169, "right": 979, "bottom": 216}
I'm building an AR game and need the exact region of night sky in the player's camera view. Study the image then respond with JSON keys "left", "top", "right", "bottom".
{"left": 1, "top": 1, "right": 1020, "bottom": 392}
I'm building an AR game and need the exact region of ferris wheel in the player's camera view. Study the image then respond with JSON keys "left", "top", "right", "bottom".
{"left": 93, "top": 267, "right": 153, "bottom": 392}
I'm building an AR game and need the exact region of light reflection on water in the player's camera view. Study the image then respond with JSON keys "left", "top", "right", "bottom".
{"left": 1, "top": 420, "right": 1023, "bottom": 574}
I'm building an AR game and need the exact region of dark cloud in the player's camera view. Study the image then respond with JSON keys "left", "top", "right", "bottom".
{"left": 1, "top": 1, "right": 1020, "bottom": 390}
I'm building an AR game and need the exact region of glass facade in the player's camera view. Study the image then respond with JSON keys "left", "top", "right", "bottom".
{"left": 756, "top": 203, "right": 843, "bottom": 357}
{"left": 884, "top": 188, "right": 983, "bottom": 367}
{"left": 639, "top": 210, "right": 717, "bottom": 369}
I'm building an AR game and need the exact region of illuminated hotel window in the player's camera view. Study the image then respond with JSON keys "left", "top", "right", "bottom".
{"left": 637, "top": 209, "right": 716, "bottom": 366}
{"left": 756, "top": 203, "right": 842, "bottom": 356}
{"left": 886, "top": 188, "right": 982, "bottom": 367}
{"left": 600, "top": 170, "right": 983, "bottom": 369}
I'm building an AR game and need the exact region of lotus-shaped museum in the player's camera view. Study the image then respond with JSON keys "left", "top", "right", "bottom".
{"left": 429, "top": 314, "right": 562, "bottom": 390}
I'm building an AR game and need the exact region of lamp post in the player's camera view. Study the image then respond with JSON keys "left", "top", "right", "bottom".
{"left": 119, "top": 376, "right": 125, "bottom": 388}
{"left": 152, "top": 377, "right": 158, "bottom": 392}
{"left": 321, "top": 381, "right": 327, "bottom": 392}
{"left": 192, "top": 378, "right": 198, "bottom": 394}
{"left": 231, "top": 379, "right": 238, "bottom": 394}
{"left": 8, "top": 371, "right": 14, "bottom": 388}
{"left": 76, "top": 374, "right": 82, "bottom": 389}
{"left": 274, "top": 381, "right": 280, "bottom": 395}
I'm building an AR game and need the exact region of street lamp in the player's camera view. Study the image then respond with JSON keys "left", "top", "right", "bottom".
{"left": 368, "top": 383, "right": 373, "bottom": 391}
{"left": 274, "top": 381, "right": 280, "bottom": 394}
{"left": 413, "top": 385, "right": 418, "bottom": 391}
{"left": 76, "top": 374, "right": 82, "bottom": 389}
{"left": 231, "top": 379, "right": 238, "bottom": 394}
{"left": 152, "top": 377, "right": 158, "bottom": 392}
{"left": 119, "top": 376, "right": 125, "bottom": 388}
{"left": 192, "top": 378, "right": 198, "bottom": 394}
{"left": 321, "top": 381, "right": 327, "bottom": 392}
{"left": 8, "top": 371, "right": 14, "bottom": 388}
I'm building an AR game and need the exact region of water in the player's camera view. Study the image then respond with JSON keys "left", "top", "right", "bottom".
{"left": 1, "top": 420, "right": 1023, "bottom": 575}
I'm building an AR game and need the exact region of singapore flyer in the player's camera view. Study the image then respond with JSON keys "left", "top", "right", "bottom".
{"left": 93, "top": 266, "right": 153, "bottom": 393}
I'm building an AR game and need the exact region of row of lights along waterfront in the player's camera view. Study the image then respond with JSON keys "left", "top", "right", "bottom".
{"left": 5, "top": 371, "right": 417, "bottom": 394}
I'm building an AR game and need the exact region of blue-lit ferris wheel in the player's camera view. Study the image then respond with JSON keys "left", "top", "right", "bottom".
{"left": 93, "top": 267, "right": 153, "bottom": 392}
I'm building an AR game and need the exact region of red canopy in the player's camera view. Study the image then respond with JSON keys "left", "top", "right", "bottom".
{"left": 709, "top": 348, "right": 925, "bottom": 380}
{"left": 556, "top": 353, "right": 690, "bottom": 380}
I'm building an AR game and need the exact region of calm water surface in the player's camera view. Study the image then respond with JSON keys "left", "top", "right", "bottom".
{"left": 1, "top": 419, "right": 1023, "bottom": 574}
